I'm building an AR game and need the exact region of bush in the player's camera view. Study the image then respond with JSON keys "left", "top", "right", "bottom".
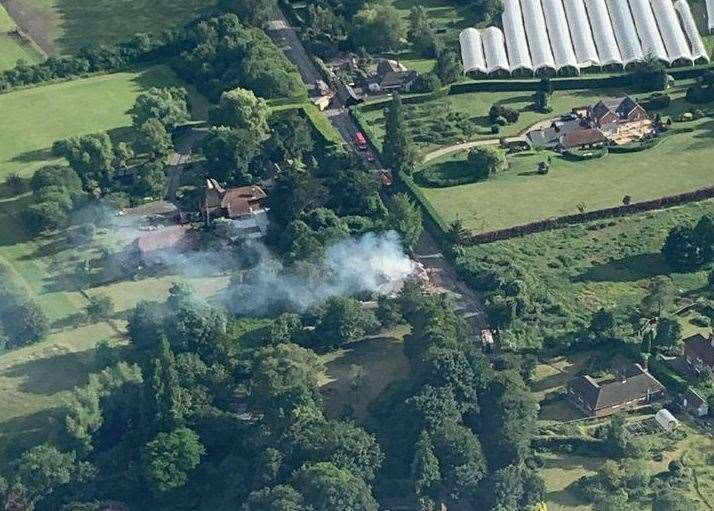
{"left": 489, "top": 104, "right": 519, "bottom": 124}
{"left": 491, "top": 124, "right": 500, "bottom": 134}
{"left": 467, "top": 145, "right": 508, "bottom": 179}
{"left": 412, "top": 73, "right": 442, "bottom": 93}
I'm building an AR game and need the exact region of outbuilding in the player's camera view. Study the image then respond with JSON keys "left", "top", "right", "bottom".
{"left": 683, "top": 387, "right": 709, "bottom": 417}
{"left": 655, "top": 408, "right": 679, "bottom": 432}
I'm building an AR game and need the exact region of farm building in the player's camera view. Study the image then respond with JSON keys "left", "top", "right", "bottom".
{"left": 459, "top": 0, "right": 709, "bottom": 76}
{"left": 683, "top": 332, "right": 714, "bottom": 380}
{"left": 566, "top": 363, "right": 665, "bottom": 417}
{"left": 682, "top": 387, "right": 709, "bottom": 417}
{"left": 654, "top": 408, "right": 679, "bottom": 431}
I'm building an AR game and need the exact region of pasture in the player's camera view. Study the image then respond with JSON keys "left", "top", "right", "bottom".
{"left": 0, "top": 65, "right": 215, "bottom": 466}
{"left": 1, "top": 0, "right": 217, "bottom": 54}
{"left": 0, "top": 65, "right": 209, "bottom": 179}
{"left": 0, "top": 4, "right": 43, "bottom": 71}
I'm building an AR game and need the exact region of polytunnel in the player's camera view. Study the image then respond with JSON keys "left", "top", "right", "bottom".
{"left": 521, "top": 0, "right": 556, "bottom": 74}
{"left": 501, "top": 0, "right": 534, "bottom": 75}
{"left": 675, "top": 0, "right": 710, "bottom": 63}
{"left": 606, "top": 0, "right": 644, "bottom": 66}
{"left": 629, "top": 0, "right": 670, "bottom": 64}
{"left": 584, "top": 0, "right": 623, "bottom": 68}
{"left": 542, "top": 0, "right": 580, "bottom": 74}
{"left": 459, "top": 28, "right": 487, "bottom": 75}
{"left": 651, "top": 0, "right": 693, "bottom": 65}
{"left": 563, "top": 0, "right": 600, "bottom": 68}
{"left": 481, "top": 26, "right": 511, "bottom": 76}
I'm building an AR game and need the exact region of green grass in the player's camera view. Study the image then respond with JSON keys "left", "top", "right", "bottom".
{"left": 2, "top": 0, "right": 218, "bottom": 54}
{"left": 0, "top": 65, "right": 209, "bottom": 180}
{"left": 319, "top": 326, "right": 410, "bottom": 420}
{"left": 419, "top": 123, "right": 714, "bottom": 233}
{"left": 0, "top": 4, "right": 43, "bottom": 71}
{"left": 0, "top": 65, "right": 216, "bottom": 466}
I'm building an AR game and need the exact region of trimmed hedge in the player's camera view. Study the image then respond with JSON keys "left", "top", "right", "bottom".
{"left": 533, "top": 435, "right": 608, "bottom": 456}
{"left": 562, "top": 147, "right": 608, "bottom": 160}
{"left": 648, "top": 358, "right": 688, "bottom": 394}
{"left": 357, "top": 87, "right": 450, "bottom": 113}
{"left": 608, "top": 137, "right": 661, "bottom": 153}
{"left": 399, "top": 171, "right": 450, "bottom": 237}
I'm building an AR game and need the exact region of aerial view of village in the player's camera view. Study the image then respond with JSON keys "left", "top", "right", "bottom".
{"left": 0, "top": 0, "right": 714, "bottom": 509}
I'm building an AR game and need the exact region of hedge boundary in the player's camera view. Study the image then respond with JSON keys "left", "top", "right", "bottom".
{"left": 270, "top": 102, "right": 343, "bottom": 147}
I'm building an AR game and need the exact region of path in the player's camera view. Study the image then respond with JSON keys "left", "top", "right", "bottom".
{"left": 421, "top": 116, "right": 559, "bottom": 163}
{"left": 266, "top": 7, "right": 489, "bottom": 333}
{"left": 164, "top": 127, "right": 207, "bottom": 203}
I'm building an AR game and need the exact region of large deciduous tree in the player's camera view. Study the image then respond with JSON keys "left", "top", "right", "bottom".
{"left": 383, "top": 93, "right": 416, "bottom": 177}
{"left": 130, "top": 87, "right": 190, "bottom": 131}
{"left": 141, "top": 427, "right": 205, "bottom": 493}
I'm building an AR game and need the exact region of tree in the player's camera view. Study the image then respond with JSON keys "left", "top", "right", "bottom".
{"left": 467, "top": 146, "right": 508, "bottom": 179}
{"left": 386, "top": 193, "right": 423, "bottom": 251}
{"left": 85, "top": 295, "right": 114, "bottom": 322}
{"left": 202, "top": 126, "right": 262, "bottom": 185}
{"left": 383, "top": 93, "right": 416, "bottom": 176}
{"left": 12, "top": 444, "right": 93, "bottom": 503}
{"left": 593, "top": 491, "right": 631, "bottom": 511}
{"left": 145, "top": 337, "right": 186, "bottom": 430}
{"left": 269, "top": 166, "right": 328, "bottom": 227}
{"left": 411, "top": 431, "right": 442, "bottom": 511}
{"left": 376, "top": 295, "right": 403, "bottom": 328}
{"left": 312, "top": 297, "right": 378, "bottom": 350}
{"left": 662, "top": 224, "right": 707, "bottom": 271}
{"left": 265, "top": 111, "right": 315, "bottom": 161}
{"left": 1, "top": 298, "right": 49, "bottom": 348}
{"left": 429, "top": 420, "right": 486, "bottom": 502}
{"left": 243, "top": 485, "right": 308, "bottom": 511}
{"left": 408, "top": 6, "right": 438, "bottom": 57}
{"left": 136, "top": 118, "right": 173, "bottom": 159}
{"left": 133, "top": 159, "right": 166, "bottom": 198}
{"left": 142, "top": 427, "right": 205, "bottom": 492}
{"left": 654, "top": 316, "right": 682, "bottom": 351}
{"left": 652, "top": 487, "right": 699, "bottom": 511}
{"left": 351, "top": 3, "right": 406, "bottom": 52}
{"left": 448, "top": 219, "right": 470, "bottom": 245}
{"left": 292, "top": 462, "right": 378, "bottom": 511}
{"left": 53, "top": 133, "right": 117, "bottom": 191}
{"left": 640, "top": 277, "right": 675, "bottom": 319}
{"left": 210, "top": 87, "right": 269, "bottom": 138}
{"left": 589, "top": 308, "right": 618, "bottom": 340}
{"left": 603, "top": 414, "right": 636, "bottom": 458}
{"left": 435, "top": 49, "right": 462, "bottom": 84}
{"left": 5, "top": 173, "right": 26, "bottom": 195}
{"left": 130, "top": 87, "right": 189, "bottom": 131}
{"left": 220, "top": 0, "right": 277, "bottom": 26}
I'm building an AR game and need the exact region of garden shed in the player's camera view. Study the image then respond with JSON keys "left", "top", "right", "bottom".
{"left": 655, "top": 409, "right": 679, "bottom": 432}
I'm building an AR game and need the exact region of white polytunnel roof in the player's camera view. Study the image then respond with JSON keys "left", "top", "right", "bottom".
{"left": 606, "top": 0, "right": 644, "bottom": 65}
{"left": 584, "top": 0, "right": 622, "bottom": 66}
{"left": 542, "top": 0, "right": 579, "bottom": 71}
{"left": 481, "top": 26, "right": 511, "bottom": 73}
{"left": 707, "top": 0, "right": 714, "bottom": 32}
{"left": 459, "top": 28, "right": 487, "bottom": 74}
{"left": 675, "top": 0, "right": 710, "bottom": 62}
{"left": 629, "top": 0, "right": 670, "bottom": 63}
{"left": 521, "top": 0, "right": 556, "bottom": 71}
{"left": 501, "top": 0, "right": 534, "bottom": 72}
{"left": 652, "top": 0, "right": 693, "bottom": 63}
{"left": 563, "top": 0, "right": 600, "bottom": 67}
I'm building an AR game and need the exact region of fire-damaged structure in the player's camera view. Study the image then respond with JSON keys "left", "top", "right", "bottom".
{"left": 200, "top": 179, "right": 270, "bottom": 239}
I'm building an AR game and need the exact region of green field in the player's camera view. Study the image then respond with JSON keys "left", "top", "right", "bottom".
{"left": 0, "top": 65, "right": 209, "bottom": 179}
{"left": 419, "top": 124, "right": 714, "bottom": 233}
{"left": 0, "top": 3, "right": 43, "bottom": 71}
{"left": 1, "top": 0, "right": 217, "bottom": 54}
{"left": 0, "top": 66, "right": 215, "bottom": 465}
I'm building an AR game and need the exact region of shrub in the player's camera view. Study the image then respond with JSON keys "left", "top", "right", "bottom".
{"left": 489, "top": 104, "right": 520, "bottom": 124}
{"left": 467, "top": 146, "right": 508, "bottom": 179}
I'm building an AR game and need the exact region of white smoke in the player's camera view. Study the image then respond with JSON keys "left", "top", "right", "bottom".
{"left": 229, "top": 230, "right": 416, "bottom": 314}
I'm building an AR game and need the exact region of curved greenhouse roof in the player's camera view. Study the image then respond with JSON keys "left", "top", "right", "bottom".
{"left": 542, "top": 0, "right": 579, "bottom": 71}
{"left": 630, "top": 0, "right": 670, "bottom": 63}
{"left": 675, "top": 0, "right": 710, "bottom": 62}
{"left": 563, "top": 0, "right": 600, "bottom": 68}
{"left": 606, "top": 0, "right": 644, "bottom": 65}
{"left": 652, "top": 0, "right": 693, "bottom": 63}
{"left": 482, "top": 26, "right": 511, "bottom": 74}
{"left": 584, "top": 0, "right": 622, "bottom": 66}
{"left": 521, "top": 0, "right": 556, "bottom": 71}
{"left": 501, "top": 0, "right": 534, "bottom": 72}
{"left": 459, "top": 28, "right": 487, "bottom": 74}
{"left": 707, "top": 0, "right": 714, "bottom": 33}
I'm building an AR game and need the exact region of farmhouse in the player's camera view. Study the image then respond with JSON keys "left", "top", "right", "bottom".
{"left": 367, "top": 59, "right": 418, "bottom": 93}
{"left": 683, "top": 332, "right": 714, "bottom": 379}
{"left": 529, "top": 96, "right": 654, "bottom": 149}
{"left": 566, "top": 363, "right": 665, "bottom": 417}
{"left": 200, "top": 179, "right": 270, "bottom": 238}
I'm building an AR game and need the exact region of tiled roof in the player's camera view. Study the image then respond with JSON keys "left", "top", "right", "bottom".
{"left": 569, "top": 364, "right": 664, "bottom": 411}
{"left": 684, "top": 333, "right": 714, "bottom": 366}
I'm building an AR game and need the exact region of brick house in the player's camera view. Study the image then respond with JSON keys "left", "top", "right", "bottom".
{"left": 588, "top": 96, "right": 648, "bottom": 127}
{"left": 566, "top": 364, "right": 665, "bottom": 417}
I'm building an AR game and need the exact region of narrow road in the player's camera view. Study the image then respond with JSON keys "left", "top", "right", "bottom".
{"left": 165, "top": 127, "right": 207, "bottom": 203}
{"left": 266, "top": 7, "right": 489, "bottom": 333}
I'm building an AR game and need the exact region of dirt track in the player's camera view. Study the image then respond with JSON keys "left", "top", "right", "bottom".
{"left": 1, "top": 0, "right": 56, "bottom": 55}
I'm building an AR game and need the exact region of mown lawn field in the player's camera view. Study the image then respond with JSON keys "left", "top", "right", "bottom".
{"left": 1, "top": 0, "right": 217, "bottom": 54}
{"left": 0, "top": 65, "right": 209, "bottom": 180}
{"left": 0, "top": 65, "right": 216, "bottom": 466}
{"left": 419, "top": 122, "right": 714, "bottom": 233}
{"left": 0, "top": 3, "right": 43, "bottom": 71}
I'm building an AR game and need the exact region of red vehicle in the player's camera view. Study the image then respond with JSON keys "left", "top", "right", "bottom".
{"left": 355, "top": 131, "right": 368, "bottom": 150}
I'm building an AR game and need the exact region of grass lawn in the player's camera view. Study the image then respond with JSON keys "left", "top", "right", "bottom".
{"left": 0, "top": 65, "right": 209, "bottom": 180}
{"left": 0, "top": 4, "right": 43, "bottom": 71}
{"left": 419, "top": 123, "right": 714, "bottom": 233}
{"left": 1, "top": 0, "right": 217, "bottom": 55}
{"left": 319, "top": 325, "right": 410, "bottom": 420}
{"left": 0, "top": 65, "right": 217, "bottom": 467}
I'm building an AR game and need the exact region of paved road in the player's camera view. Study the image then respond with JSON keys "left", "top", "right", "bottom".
{"left": 266, "top": 7, "right": 489, "bottom": 332}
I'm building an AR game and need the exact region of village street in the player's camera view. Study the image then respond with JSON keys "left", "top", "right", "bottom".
{"left": 266, "top": 6, "right": 489, "bottom": 334}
